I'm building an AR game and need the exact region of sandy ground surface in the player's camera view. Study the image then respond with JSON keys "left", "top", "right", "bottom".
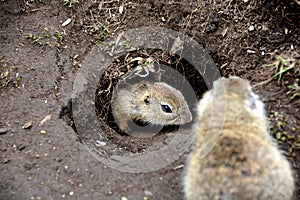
{"left": 0, "top": 0, "right": 299, "bottom": 199}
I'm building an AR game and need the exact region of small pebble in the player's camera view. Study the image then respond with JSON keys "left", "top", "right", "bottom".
{"left": 248, "top": 25, "right": 255, "bottom": 31}
{"left": 119, "top": 5, "right": 124, "bottom": 14}
{"left": 247, "top": 50, "right": 256, "bottom": 54}
{"left": 39, "top": 115, "right": 51, "bottom": 126}
{"left": 73, "top": 54, "right": 79, "bottom": 60}
{"left": 96, "top": 140, "right": 106, "bottom": 146}
{"left": 62, "top": 18, "right": 72, "bottom": 26}
{"left": 0, "top": 127, "right": 8, "bottom": 134}
{"left": 40, "top": 130, "right": 46, "bottom": 134}
{"left": 22, "top": 120, "right": 33, "bottom": 129}
{"left": 3, "top": 157, "right": 10, "bottom": 163}
{"left": 144, "top": 190, "right": 153, "bottom": 196}
{"left": 121, "top": 197, "right": 128, "bottom": 200}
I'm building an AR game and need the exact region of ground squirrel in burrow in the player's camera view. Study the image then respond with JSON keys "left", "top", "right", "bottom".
{"left": 184, "top": 76, "right": 295, "bottom": 200}
{"left": 111, "top": 80, "right": 192, "bottom": 133}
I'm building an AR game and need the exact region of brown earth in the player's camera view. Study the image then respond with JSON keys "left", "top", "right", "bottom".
{"left": 0, "top": 0, "right": 299, "bottom": 199}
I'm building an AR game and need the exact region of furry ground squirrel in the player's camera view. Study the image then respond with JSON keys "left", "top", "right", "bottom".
{"left": 184, "top": 76, "right": 295, "bottom": 200}
{"left": 111, "top": 80, "right": 192, "bottom": 133}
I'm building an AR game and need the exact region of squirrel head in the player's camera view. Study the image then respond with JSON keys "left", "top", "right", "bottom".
{"left": 198, "top": 76, "right": 266, "bottom": 126}
{"left": 134, "top": 81, "right": 193, "bottom": 126}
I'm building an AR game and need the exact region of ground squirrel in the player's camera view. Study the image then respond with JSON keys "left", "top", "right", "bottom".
{"left": 184, "top": 76, "right": 295, "bottom": 200}
{"left": 111, "top": 80, "right": 192, "bottom": 133}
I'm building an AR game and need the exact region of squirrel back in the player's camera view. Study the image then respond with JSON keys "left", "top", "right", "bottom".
{"left": 184, "top": 77, "right": 295, "bottom": 200}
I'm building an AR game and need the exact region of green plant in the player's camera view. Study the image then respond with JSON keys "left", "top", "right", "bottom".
{"left": 268, "top": 110, "right": 300, "bottom": 158}
{"left": 42, "top": 28, "right": 51, "bottom": 39}
{"left": 0, "top": 61, "right": 22, "bottom": 89}
{"left": 26, "top": 34, "right": 42, "bottom": 45}
{"left": 63, "top": 0, "right": 79, "bottom": 6}
{"left": 63, "top": 0, "right": 69, "bottom": 5}
{"left": 288, "top": 82, "right": 300, "bottom": 100}
{"left": 54, "top": 31, "right": 63, "bottom": 40}
{"left": 12, "top": 73, "right": 21, "bottom": 87}
{"left": 26, "top": 28, "right": 64, "bottom": 48}
{"left": 98, "top": 22, "right": 111, "bottom": 40}
{"left": 263, "top": 56, "right": 295, "bottom": 84}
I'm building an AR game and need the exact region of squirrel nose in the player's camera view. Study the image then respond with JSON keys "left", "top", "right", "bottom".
{"left": 180, "top": 110, "right": 193, "bottom": 124}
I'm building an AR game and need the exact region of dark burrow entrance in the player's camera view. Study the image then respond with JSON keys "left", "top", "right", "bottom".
{"left": 94, "top": 49, "right": 207, "bottom": 151}
{"left": 61, "top": 49, "right": 209, "bottom": 153}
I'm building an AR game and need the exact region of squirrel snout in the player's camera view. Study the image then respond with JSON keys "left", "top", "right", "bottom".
{"left": 180, "top": 110, "right": 193, "bottom": 124}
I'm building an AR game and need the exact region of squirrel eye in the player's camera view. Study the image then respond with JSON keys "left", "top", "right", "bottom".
{"left": 161, "top": 104, "right": 172, "bottom": 113}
